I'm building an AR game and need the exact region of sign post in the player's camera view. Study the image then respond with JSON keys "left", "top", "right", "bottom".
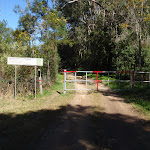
{"left": 63, "top": 69, "right": 66, "bottom": 94}
{"left": 38, "top": 69, "right": 43, "bottom": 94}
{"left": 15, "top": 65, "right": 17, "bottom": 99}
{"left": 35, "top": 66, "right": 37, "bottom": 99}
{"left": 7, "top": 57, "right": 43, "bottom": 99}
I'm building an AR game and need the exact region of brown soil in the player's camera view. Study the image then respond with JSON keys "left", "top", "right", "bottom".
{"left": 27, "top": 74, "right": 150, "bottom": 150}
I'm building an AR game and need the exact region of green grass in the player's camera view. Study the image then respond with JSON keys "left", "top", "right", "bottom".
{"left": 87, "top": 73, "right": 150, "bottom": 90}
{"left": 87, "top": 73, "right": 150, "bottom": 118}
{"left": 86, "top": 73, "right": 130, "bottom": 89}
{"left": 24, "top": 73, "right": 74, "bottom": 99}
{"left": 0, "top": 73, "right": 75, "bottom": 150}
{"left": 119, "top": 88, "right": 150, "bottom": 118}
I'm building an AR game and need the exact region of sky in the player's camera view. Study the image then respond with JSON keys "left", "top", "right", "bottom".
{"left": 0, "top": 0, "right": 27, "bottom": 29}
{"left": 0, "top": 0, "right": 53, "bottom": 30}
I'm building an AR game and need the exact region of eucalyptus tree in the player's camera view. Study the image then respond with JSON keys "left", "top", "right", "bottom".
{"left": 57, "top": 0, "right": 150, "bottom": 71}
{"left": 120, "top": 0, "right": 150, "bottom": 71}
{"left": 0, "top": 20, "right": 30, "bottom": 79}
{"left": 40, "top": 9, "right": 67, "bottom": 83}
{"left": 0, "top": 20, "right": 14, "bottom": 79}
{"left": 55, "top": 0, "right": 118, "bottom": 69}
{"left": 15, "top": 0, "right": 67, "bottom": 84}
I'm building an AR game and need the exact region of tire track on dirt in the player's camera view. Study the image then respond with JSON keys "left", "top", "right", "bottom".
{"left": 28, "top": 74, "right": 96, "bottom": 150}
{"left": 26, "top": 74, "right": 150, "bottom": 150}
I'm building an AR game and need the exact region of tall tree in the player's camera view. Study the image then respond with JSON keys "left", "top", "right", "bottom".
{"left": 15, "top": 0, "right": 67, "bottom": 84}
{"left": 121, "top": 0, "right": 150, "bottom": 71}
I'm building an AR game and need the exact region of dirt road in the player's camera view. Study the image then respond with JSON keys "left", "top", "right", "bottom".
{"left": 27, "top": 74, "right": 150, "bottom": 150}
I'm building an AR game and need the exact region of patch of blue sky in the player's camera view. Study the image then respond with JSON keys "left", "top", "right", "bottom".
{"left": 0, "top": 0, "right": 27, "bottom": 30}
{"left": 0, "top": 0, "right": 53, "bottom": 30}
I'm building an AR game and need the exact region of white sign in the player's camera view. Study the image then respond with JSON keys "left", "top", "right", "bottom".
{"left": 7, "top": 57, "right": 43, "bottom": 66}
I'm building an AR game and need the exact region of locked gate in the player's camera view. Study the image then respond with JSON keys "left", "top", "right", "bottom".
{"left": 63, "top": 70, "right": 150, "bottom": 94}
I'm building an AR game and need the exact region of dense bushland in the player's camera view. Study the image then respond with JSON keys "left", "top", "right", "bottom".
{"left": 0, "top": 0, "right": 150, "bottom": 98}
{"left": 57, "top": 0, "right": 150, "bottom": 71}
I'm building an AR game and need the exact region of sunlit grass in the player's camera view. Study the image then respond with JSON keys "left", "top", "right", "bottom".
{"left": 120, "top": 89, "right": 150, "bottom": 118}
{"left": 0, "top": 74, "right": 74, "bottom": 114}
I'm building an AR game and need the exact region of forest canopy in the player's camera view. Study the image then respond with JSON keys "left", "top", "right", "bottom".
{"left": 0, "top": 0, "right": 150, "bottom": 84}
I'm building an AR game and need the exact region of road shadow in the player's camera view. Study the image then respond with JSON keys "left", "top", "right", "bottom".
{"left": 99, "top": 84, "right": 150, "bottom": 112}
{"left": 0, "top": 106, "right": 67, "bottom": 150}
{"left": 98, "top": 87, "right": 123, "bottom": 100}
{"left": 88, "top": 111, "right": 150, "bottom": 150}
{"left": 0, "top": 105, "right": 150, "bottom": 150}
{"left": 98, "top": 85, "right": 130, "bottom": 103}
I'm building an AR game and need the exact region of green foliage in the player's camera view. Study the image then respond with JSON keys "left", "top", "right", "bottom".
{"left": 1, "top": 0, "right": 67, "bottom": 85}
{"left": 0, "top": 20, "right": 13, "bottom": 44}
{"left": 115, "top": 42, "right": 136, "bottom": 71}
{"left": 87, "top": 26, "right": 115, "bottom": 70}
{"left": 56, "top": 0, "right": 150, "bottom": 72}
{"left": 0, "top": 20, "right": 30, "bottom": 79}
{"left": 1, "top": 0, "right": 150, "bottom": 98}
{"left": 120, "top": 88, "right": 150, "bottom": 115}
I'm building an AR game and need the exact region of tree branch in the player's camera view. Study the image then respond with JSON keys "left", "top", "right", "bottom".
{"left": 61, "top": 0, "right": 109, "bottom": 13}
{"left": 61, "top": 0, "right": 78, "bottom": 9}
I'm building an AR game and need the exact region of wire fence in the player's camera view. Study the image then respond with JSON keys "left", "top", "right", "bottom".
{"left": 0, "top": 76, "right": 49, "bottom": 99}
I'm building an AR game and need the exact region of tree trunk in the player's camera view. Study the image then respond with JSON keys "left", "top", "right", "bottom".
{"left": 139, "top": 33, "right": 142, "bottom": 72}
{"left": 139, "top": 31, "right": 142, "bottom": 85}
{"left": 47, "top": 56, "right": 51, "bottom": 86}
{"left": 53, "top": 33, "right": 58, "bottom": 81}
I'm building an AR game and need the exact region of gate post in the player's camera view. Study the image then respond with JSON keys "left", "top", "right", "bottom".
{"left": 130, "top": 71, "right": 132, "bottom": 90}
{"left": 75, "top": 72, "right": 76, "bottom": 89}
{"left": 97, "top": 72, "right": 98, "bottom": 91}
{"left": 119, "top": 73, "right": 120, "bottom": 89}
{"left": 149, "top": 72, "right": 150, "bottom": 87}
{"left": 38, "top": 69, "right": 43, "bottom": 94}
{"left": 63, "top": 69, "right": 66, "bottom": 94}
{"left": 108, "top": 73, "right": 109, "bottom": 88}
{"left": 86, "top": 72, "right": 87, "bottom": 89}
{"left": 132, "top": 71, "right": 134, "bottom": 90}
{"left": 130, "top": 70, "right": 134, "bottom": 90}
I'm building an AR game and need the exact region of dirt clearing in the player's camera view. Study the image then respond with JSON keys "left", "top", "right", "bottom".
{"left": 27, "top": 74, "right": 150, "bottom": 150}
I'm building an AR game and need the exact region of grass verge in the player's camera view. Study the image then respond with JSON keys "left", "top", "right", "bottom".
{"left": 0, "top": 73, "right": 75, "bottom": 150}
{"left": 119, "top": 89, "right": 150, "bottom": 118}
{"left": 86, "top": 73, "right": 150, "bottom": 118}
